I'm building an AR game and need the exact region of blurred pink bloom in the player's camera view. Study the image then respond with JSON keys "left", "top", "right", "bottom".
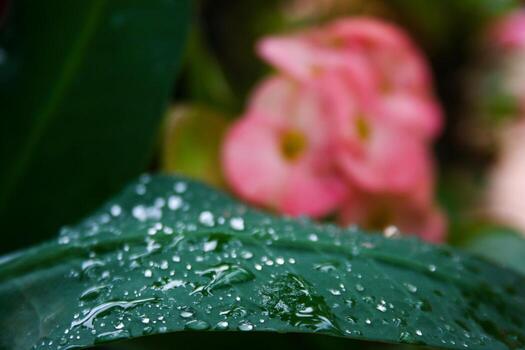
{"left": 335, "top": 122, "right": 434, "bottom": 198}
{"left": 315, "top": 71, "right": 436, "bottom": 196}
{"left": 490, "top": 9, "right": 525, "bottom": 50}
{"left": 340, "top": 190, "right": 446, "bottom": 243}
{"left": 258, "top": 17, "right": 442, "bottom": 140}
{"left": 487, "top": 120, "right": 525, "bottom": 235}
{"left": 222, "top": 76, "right": 348, "bottom": 217}
{"left": 222, "top": 17, "right": 445, "bottom": 242}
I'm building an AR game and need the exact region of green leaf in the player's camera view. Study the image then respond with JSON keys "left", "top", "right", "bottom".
{"left": 161, "top": 105, "right": 229, "bottom": 188}
{"left": 461, "top": 227, "right": 525, "bottom": 276}
{"left": 0, "top": 175, "right": 524, "bottom": 350}
{"left": 0, "top": 0, "right": 190, "bottom": 253}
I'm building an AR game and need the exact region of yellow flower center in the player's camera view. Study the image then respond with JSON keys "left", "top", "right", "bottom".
{"left": 355, "top": 115, "right": 371, "bottom": 141}
{"left": 281, "top": 130, "right": 307, "bottom": 161}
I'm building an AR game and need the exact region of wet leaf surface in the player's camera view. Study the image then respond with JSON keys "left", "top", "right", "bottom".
{"left": 0, "top": 175, "right": 524, "bottom": 350}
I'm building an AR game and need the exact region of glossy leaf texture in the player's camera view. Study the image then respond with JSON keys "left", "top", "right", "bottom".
{"left": 0, "top": 0, "right": 190, "bottom": 253}
{"left": 0, "top": 175, "right": 524, "bottom": 350}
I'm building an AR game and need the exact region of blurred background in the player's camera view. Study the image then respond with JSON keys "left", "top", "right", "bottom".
{"left": 154, "top": 0, "right": 525, "bottom": 275}
{"left": 1, "top": 0, "right": 525, "bottom": 276}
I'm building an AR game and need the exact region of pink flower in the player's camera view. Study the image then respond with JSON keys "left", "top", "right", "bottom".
{"left": 258, "top": 17, "right": 442, "bottom": 140}
{"left": 487, "top": 120, "right": 525, "bottom": 235}
{"left": 490, "top": 10, "right": 525, "bottom": 50}
{"left": 314, "top": 71, "right": 436, "bottom": 197}
{"left": 340, "top": 190, "right": 446, "bottom": 243}
{"left": 221, "top": 17, "right": 446, "bottom": 242}
{"left": 222, "top": 76, "right": 348, "bottom": 217}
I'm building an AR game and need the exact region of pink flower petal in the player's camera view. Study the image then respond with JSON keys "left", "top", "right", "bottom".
{"left": 222, "top": 114, "right": 289, "bottom": 208}
{"left": 336, "top": 123, "right": 434, "bottom": 198}
{"left": 327, "top": 17, "right": 431, "bottom": 93}
{"left": 222, "top": 77, "right": 349, "bottom": 217}
{"left": 280, "top": 161, "right": 349, "bottom": 217}
{"left": 490, "top": 10, "right": 525, "bottom": 50}
{"left": 380, "top": 92, "right": 443, "bottom": 140}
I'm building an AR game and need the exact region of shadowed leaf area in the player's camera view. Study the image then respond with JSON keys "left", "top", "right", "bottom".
{"left": 0, "top": 0, "right": 190, "bottom": 252}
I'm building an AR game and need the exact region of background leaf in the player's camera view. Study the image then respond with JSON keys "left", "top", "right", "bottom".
{"left": 161, "top": 105, "right": 229, "bottom": 188}
{"left": 461, "top": 227, "right": 525, "bottom": 276}
{"left": 0, "top": 175, "right": 524, "bottom": 350}
{"left": 0, "top": 0, "right": 190, "bottom": 253}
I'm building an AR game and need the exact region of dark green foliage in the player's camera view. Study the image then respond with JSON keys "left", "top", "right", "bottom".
{"left": 0, "top": 0, "right": 190, "bottom": 252}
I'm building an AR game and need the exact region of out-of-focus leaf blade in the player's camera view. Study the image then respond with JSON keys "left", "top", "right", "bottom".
{"left": 0, "top": 0, "right": 190, "bottom": 253}
{"left": 462, "top": 227, "right": 525, "bottom": 276}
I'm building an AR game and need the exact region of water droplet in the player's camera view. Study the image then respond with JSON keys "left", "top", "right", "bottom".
{"left": 81, "top": 259, "right": 105, "bottom": 272}
{"left": 185, "top": 319, "right": 210, "bottom": 331}
{"left": 355, "top": 284, "right": 365, "bottom": 292}
{"left": 399, "top": 331, "right": 412, "bottom": 342}
{"left": 58, "top": 236, "right": 71, "bottom": 245}
{"left": 192, "top": 263, "right": 254, "bottom": 295}
{"left": 95, "top": 330, "right": 128, "bottom": 343}
{"left": 168, "top": 195, "right": 182, "bottom": 210}
{"left": 110, "top": 205, "right": 122, "bottom": 217}
{"left": 132, "top": 205, "right": 161, "bottom": 221}
{"left": 199, "top": 211, "right": 215, "bottom": 227}
{"left": 416, "top": 329, "right": 423, "bottom": 336}
{"left": 261, "top": 274, "right": 341, "bottom": 334}
{"left": 314, "top": 261, "right": 339, "bottom": 272}
{"left": 238, "top": 321, "right": 254, "bottom": 331}
{"left": 230, "top": 217, "right": 245, "bottom": 231}
{"left": 216, "top": 321, "right": 229, "bottom": 330}
{"left": 376, "top": 304, "right": 387, "bottom": 312}
{"left": 308, "top": 233, "right": 318, "bottom": 242}
{"left": 71, "top": 298, "right": 156, "bottom": 328}
{"left": 404, "top": 283, "right": 418, "bottom": 293}
{"left": 156, "top": 279, "right": 186, "bottom": 291}
{"left": 79, "top": 285, "right": 108, "bottom": 301}
{"left": 180, "top": 309, "right": 194, "bottom": 318}
{"left": 203, "top": 240, "right": 218, "bottom": 252}
{"left": 175, "top": 182, "right": 187, "bottom": 193}
{"left": 383, "top": 225, "right": 401, "bottom": 238}
{"left": 135, "top": 184, "right": 146, "bottom": 195}
{"left": 144, "top": 269, "right": 152, "bottom": 278}
{"left": 241, "top": 251, "right": 253, "bottom": 260}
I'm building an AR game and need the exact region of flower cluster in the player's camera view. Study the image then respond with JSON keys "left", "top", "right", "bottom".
{"left": 485, "top": 10, "right": 525, "bottom": 235}
{"left": 222, "top": 18, "right": 445, "bottom": 242}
